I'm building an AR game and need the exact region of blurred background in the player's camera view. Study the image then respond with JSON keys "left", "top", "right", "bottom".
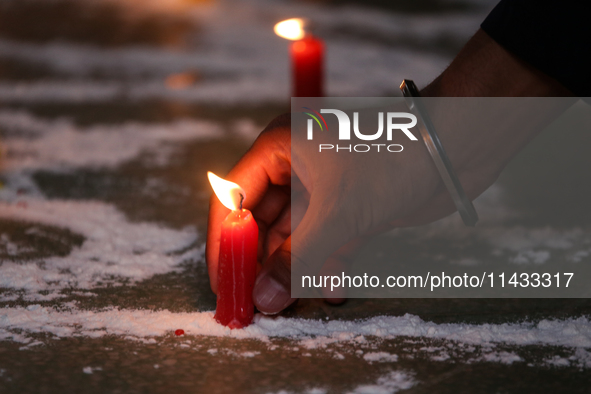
{"left": 0, "top": 0, "right": 495, "bottom": 106}
{"left": 0, "top": 0, "right": 500, "bottom": 232}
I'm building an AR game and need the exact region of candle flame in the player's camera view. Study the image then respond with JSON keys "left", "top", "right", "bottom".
{"left": 274, "top": 18, "right": 305, "bottom": 41}
{"left": 207, "top": 172, "right": 245, "bottom": 211}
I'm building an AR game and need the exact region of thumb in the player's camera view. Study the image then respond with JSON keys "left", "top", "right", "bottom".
{"left": 252, "top": 237, "right": 294, "bottom": 314}
{"left": 253, "top": 199, "right": 352, "bottom": 314}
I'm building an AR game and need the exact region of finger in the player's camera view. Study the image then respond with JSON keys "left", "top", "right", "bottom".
{"left": 252, "top": 236, "right": 295, "bottom": 314}
{"left": 262, "top": 204, "right": 291, "bottom": 262}
{"left": 261, "top": 188, "right": 309, "bottom": 262}
{"left": 251, "top": 185, "right": 290, "bottom": 227}
{"left": 206, "top": 128, "right": 291, "bottom": 293}
{"left": 252, "top": 185, "right": 290, "bottom": 261}
{"left": 252, "top": 195, "right": 353, "bottom": 314}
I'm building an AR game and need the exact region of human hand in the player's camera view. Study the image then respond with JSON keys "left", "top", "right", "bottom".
{"left": 206, "top": 29, "right": 576, "bottom": 315}
{"left": 206, "top": 110, "right": 487, "bottom": 314}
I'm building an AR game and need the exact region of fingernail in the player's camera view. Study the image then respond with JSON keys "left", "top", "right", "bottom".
{"left": 253, "top": 272, "right": 294, "bottom": 315}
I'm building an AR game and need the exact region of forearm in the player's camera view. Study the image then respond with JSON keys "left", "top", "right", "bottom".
{"left": 393, "top": 29, "right": 577, "bottom": 226}
{"left": 422, "top": 29, "right": 574, "bottom": 98}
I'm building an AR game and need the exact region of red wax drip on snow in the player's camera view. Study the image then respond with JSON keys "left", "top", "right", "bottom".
{"left": 291, "top": 35, "right": 324, "bottom": 97}
{"left": 215, "top": 209, "right": 258, "bottom": 329}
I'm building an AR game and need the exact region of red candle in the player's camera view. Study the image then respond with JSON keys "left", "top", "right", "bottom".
{"left": 275, "top": 18, "right": 325, "bottom": 97}
{"left": 208, "top": 172, "right": 259, "bottom": 329}
{"left": 291, "top": 35, "right": 324, "bottom": 97}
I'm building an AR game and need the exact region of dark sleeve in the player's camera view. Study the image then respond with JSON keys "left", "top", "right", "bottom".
{"left": 481, "top": 0, "right": 591, "bottom": 97}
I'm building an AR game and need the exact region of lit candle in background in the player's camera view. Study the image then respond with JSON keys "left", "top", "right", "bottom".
{"left": 208, "top": 172, "right": 259, "bottom": 329}
{"left": 274, "top": 18, "right": 324, "bottom": 97}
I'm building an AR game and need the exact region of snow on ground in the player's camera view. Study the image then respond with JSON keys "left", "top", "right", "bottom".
{"left": 0, "top": 110, "right": 223, "bottom": 171}
{"left": 1, "top": 119, "right": 588, "bottom": 366}
{"left": 2, "top": 304, "right": 591, "bottom": 368}
{"left": 0, "top": 0, "right": 495, "bottom": 103}
{"left": 0, "top": 199, "right": 200, "bottom": 298}
{"left": 265, "top": 370, "right": 417, "bottom": 394}
{"left": 347, "top": 371, "right": 416, "bottom": 394}
{"left": 2, "top": 304, "right": 590, "bottom": 347}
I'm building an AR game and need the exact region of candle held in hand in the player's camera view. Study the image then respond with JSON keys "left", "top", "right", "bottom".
{"left": 208, "top": 172, "right": 258, "bottom": 329}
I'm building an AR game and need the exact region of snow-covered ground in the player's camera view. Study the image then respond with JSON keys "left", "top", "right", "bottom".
{"left": 0, "top": 0, "right": 495, "bottom": 103}
{"left": 1, "top": 0, "right": 590, "bottom": 390}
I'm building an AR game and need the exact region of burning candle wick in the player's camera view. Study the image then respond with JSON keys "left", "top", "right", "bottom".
{"left": 239, "top": 193, "right": 244, "bottom": 210}
{"left": 274, "top": 18, "right": 324, "bottom": 97}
